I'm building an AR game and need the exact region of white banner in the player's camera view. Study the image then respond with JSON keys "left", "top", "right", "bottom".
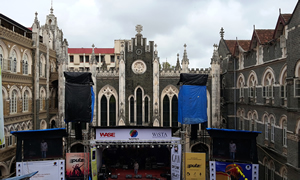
{"left": 95, "top": 128, "right": 172, "bottom": 140}
{"left": 171, "top": 144, "right": 181, "bottom": 180}
{"left": 16, "top": 160, "right": 65, "bottom": 180}
{"left": 0, "top": 67, "right": 5, "bottom": 147}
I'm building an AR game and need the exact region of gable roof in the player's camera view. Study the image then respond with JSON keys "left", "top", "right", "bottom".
{"left": 68, "top": 48, "right": 114, "bottom": 54}
{"left": 233, "top": 40, "right": 251, "bottom": 56}
{"left": 250, "top": 29, "right": 274, "bottom": 49}
{"left": 273, "top": 13, "right": 292, "bottom": 39}
{"left": 255, "top": 29, "right": 274, "bottom": 44}
{"left": 224, "top": 40, "right": 236, "bottom": 55}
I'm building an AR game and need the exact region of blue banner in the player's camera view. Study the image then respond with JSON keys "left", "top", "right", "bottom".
{"left": 178, "top": 85, "right": 207, "bottom": 124}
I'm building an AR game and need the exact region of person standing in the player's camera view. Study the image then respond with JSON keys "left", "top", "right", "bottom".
{"left": 229, "top": 141, "right": 236, "bottom": 160}
{"left": 41, "top": 139, "right": 48, "bottom": 158}
{"left": 134, "top": 161, "right": 139, "bottom": 175}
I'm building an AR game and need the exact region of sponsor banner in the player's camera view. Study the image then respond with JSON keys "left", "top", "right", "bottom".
{"left": 171, "top": 144, "right": 181, "bottom": 180}
{"left": 209, "top": 161, "right": 259, "bottom": 180}
{"left": 66, "top": 153, "right": 89, "bottom": 179}
{"left": 185, "top": 153, "right": 206, "bottom": 180}
{"left": 0, "top": 67, "right": 4, "bottom": 147}
{"left": 91, "top": 147, "right": 98, "bottom": 180}
{"left": 95, "top": 128, "right": 172, "bottom": 140}
{"left": 16, "top": 160, "right": 65, "bottom": 180}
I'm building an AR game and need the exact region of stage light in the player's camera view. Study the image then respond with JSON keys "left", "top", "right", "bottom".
{"left": 137, "top": 145, "right": 140, "bottom": 148}
{"left": 151, "top": 145, "right": 154, "bottom": 148}
{"left": 97, "top": 145, "right": 100, "bottom": 149}
{"left": 121, "top": 145, "right": 124, "bottom": 148}
{"left": 158, "top": 145, "right": 161, "bottom": 148}
{"left": 170, "top": 145, "right": 173, "bottom": 148}
{"left": 106, "top": 145, "right": 109, "bottom": 148}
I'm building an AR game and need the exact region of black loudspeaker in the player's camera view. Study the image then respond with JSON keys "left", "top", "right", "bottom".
{"left": 191, "top": 124, "right": 198, "bottom": 140}
{"left": 111, "top": 175, "right": 118, "bottom": 179}
{"left": 135, "top": 174, "right": 142, "bottom": 179}
{"left": 126, "top": 174, "right": 132, "bottom": 179}
{"left": 146, "top": 174, "right": 153, "bottom": 178}
{"left": 75, "top": 122, "right": 82, "bottom": 140}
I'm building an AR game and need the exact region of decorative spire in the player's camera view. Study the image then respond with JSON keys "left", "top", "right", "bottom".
{"left": 182, "top": 44, "right": 189, "bottom": 63}
{"left": 90, "top": 44, "right": 96, "bottom": 64}
{"left": 154, "top": 44, "right": 158, "bottom": 57}
{"left": 50, "top": 0, "right": 53, "bottom": 14}
{"left": 175, "top": 53, "right": 181, "bottom": 70}
{"left": 135, "top": 24, "right": 143, "bottom": 34}
{"left": 220, "top": 27, "right": 224, "bottom": 39}
{"left": 211, "top": 44, "right": 220, "bottom": 64}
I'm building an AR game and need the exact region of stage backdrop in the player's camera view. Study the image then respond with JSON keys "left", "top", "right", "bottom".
{"left": 185, "top": 153, "right": 206, "bottom": 180}
{"left": 171, "top": 144, "right": 182, "bottom": 180}
{"left": 16, "top": 160, "right": 65, "bottom": 180}
{"left": 209, "top": 161, "right": 259, "bottom": 180}
{"left": 95, "top": 128, "right": 172, "bottom": 141}
{"left": 66, "top": 153, "right": 90, "bottom": 180}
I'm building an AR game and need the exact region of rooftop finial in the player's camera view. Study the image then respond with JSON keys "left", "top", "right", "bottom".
{"left": 279, "top": 8, "right": 281, "bottom": 14}
{"left": 220, "top": 27, "right": 224, "bottom": 39}
{"left": 92, "top": 44, "right": 95, "bottom": 48}
{"left": 50, "top": 0, "right": 53, "bottom": 14}
{"left": 135, "top": 24, "right": 143, "bottom": 34}
{"left": 184, "top": 44, "right": 187, "bottom": 50}
{"left": 213, "top": 44, "right": 218, "bottom": 50}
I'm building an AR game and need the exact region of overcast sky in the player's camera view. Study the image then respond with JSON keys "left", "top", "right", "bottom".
{"left": 1, "top": 0, "right": 298, "bottom": 68}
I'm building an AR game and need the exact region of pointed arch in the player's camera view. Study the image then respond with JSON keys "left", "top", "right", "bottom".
{"left": 0, "top": 40, "right": 9, "bottom": 59}
{"left": 247, "top": 70, "right": 258, "bottom": 86}
{"left": 40, "top": 119, "right": 47, "bottom": 129}
{"left": 10, "top": 45, "right": 21, "bottom": 73}
{"left": 262, "top": 67, "right": 275, "bottom": 86}
{"left": 2, "top": 86, "right": 8, "bottom": 100}
{"left": 295, "top": 60, "right": 300, "bottom": 78}
{"left": 98, "top": 85, "right": 118, "bottom": 126}
{"left": 40, "top": 54, "right": 46, "bottom": 77}
{"left": 160, "top": 85, "right": 179, "bottom": 127}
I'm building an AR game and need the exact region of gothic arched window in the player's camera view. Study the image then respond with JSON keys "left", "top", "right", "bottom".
{"left": 23, "top": 90, "right": 29, "bottom": 112}
{"left": 23, "top": 54, "right": 28, "bottom": 75}
{"left": 136, "top": 88, "right": 142, "bottom": 125}
{"left": 109, "top": 96, "right": 116, "bottom": 126}
{"left": 11, "top": 50, "right": 17, "bottom": 73}
{"left": 163, "top": 95, "right": 170, "bottom": 127}
{"left": 10, "top": 90, "right": 17, "bottom": 113}
{"left": 172, "top": 96, "right": 178, "bottom": 127}
{"left": 130, "top": 97, "right": 134, "bottom": 123}
{"left": 145, "top": 97, "right": 149, "bottom": 123}
{"left": 101, "top": 96, "right": 107, "bottom": 126}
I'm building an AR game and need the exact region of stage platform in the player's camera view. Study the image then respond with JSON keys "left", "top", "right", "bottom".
{"left": 107, "top": 168, "right": 170, "bottom": 180}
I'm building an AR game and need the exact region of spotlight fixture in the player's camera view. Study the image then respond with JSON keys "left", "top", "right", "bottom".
{"left": 137, "top": 145, "right": 140, "bottom": 148}
{"left": 97, "top": 145, "right": 100, "bottom": 149}
{"left": 151, "top": 145, "right": 154, "bottom": 148}
{"left": 158, "top": 145, "right": 161, "bottom": 148}
{"left": 170, "top": 145, "right": 173, "bottom": 148}
{"left": 106, "top": 145, "right": 109, "bottom": 148}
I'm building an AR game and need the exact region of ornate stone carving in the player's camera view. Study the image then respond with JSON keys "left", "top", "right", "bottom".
{"left": 132, "top": 60, "right": 146, "bottom": 74}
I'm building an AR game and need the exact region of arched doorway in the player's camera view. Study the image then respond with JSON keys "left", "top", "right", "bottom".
{"left": 70, "top": 143, "right": 84, "bottom": 152}
{"left": 191, "top": 143, "right": 209, "bottom": 163}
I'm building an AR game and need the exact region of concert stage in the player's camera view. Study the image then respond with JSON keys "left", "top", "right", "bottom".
{"left": 108, "top": 168, "right": 170, "bottom": 180}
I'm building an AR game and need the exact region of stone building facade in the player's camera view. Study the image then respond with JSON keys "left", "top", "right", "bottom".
{"left": 66, "top": 26, "right": 214, "bottom": 154}
{"left": 0, "top": 7, "right": 68, "bottom": 178}
{"left": 216, "top": 1, "right": 300, "bottom": 179}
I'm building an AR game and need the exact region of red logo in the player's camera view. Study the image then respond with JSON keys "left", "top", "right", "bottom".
{"left": 99, "top": 132, "right": 115, "bottom": 137}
